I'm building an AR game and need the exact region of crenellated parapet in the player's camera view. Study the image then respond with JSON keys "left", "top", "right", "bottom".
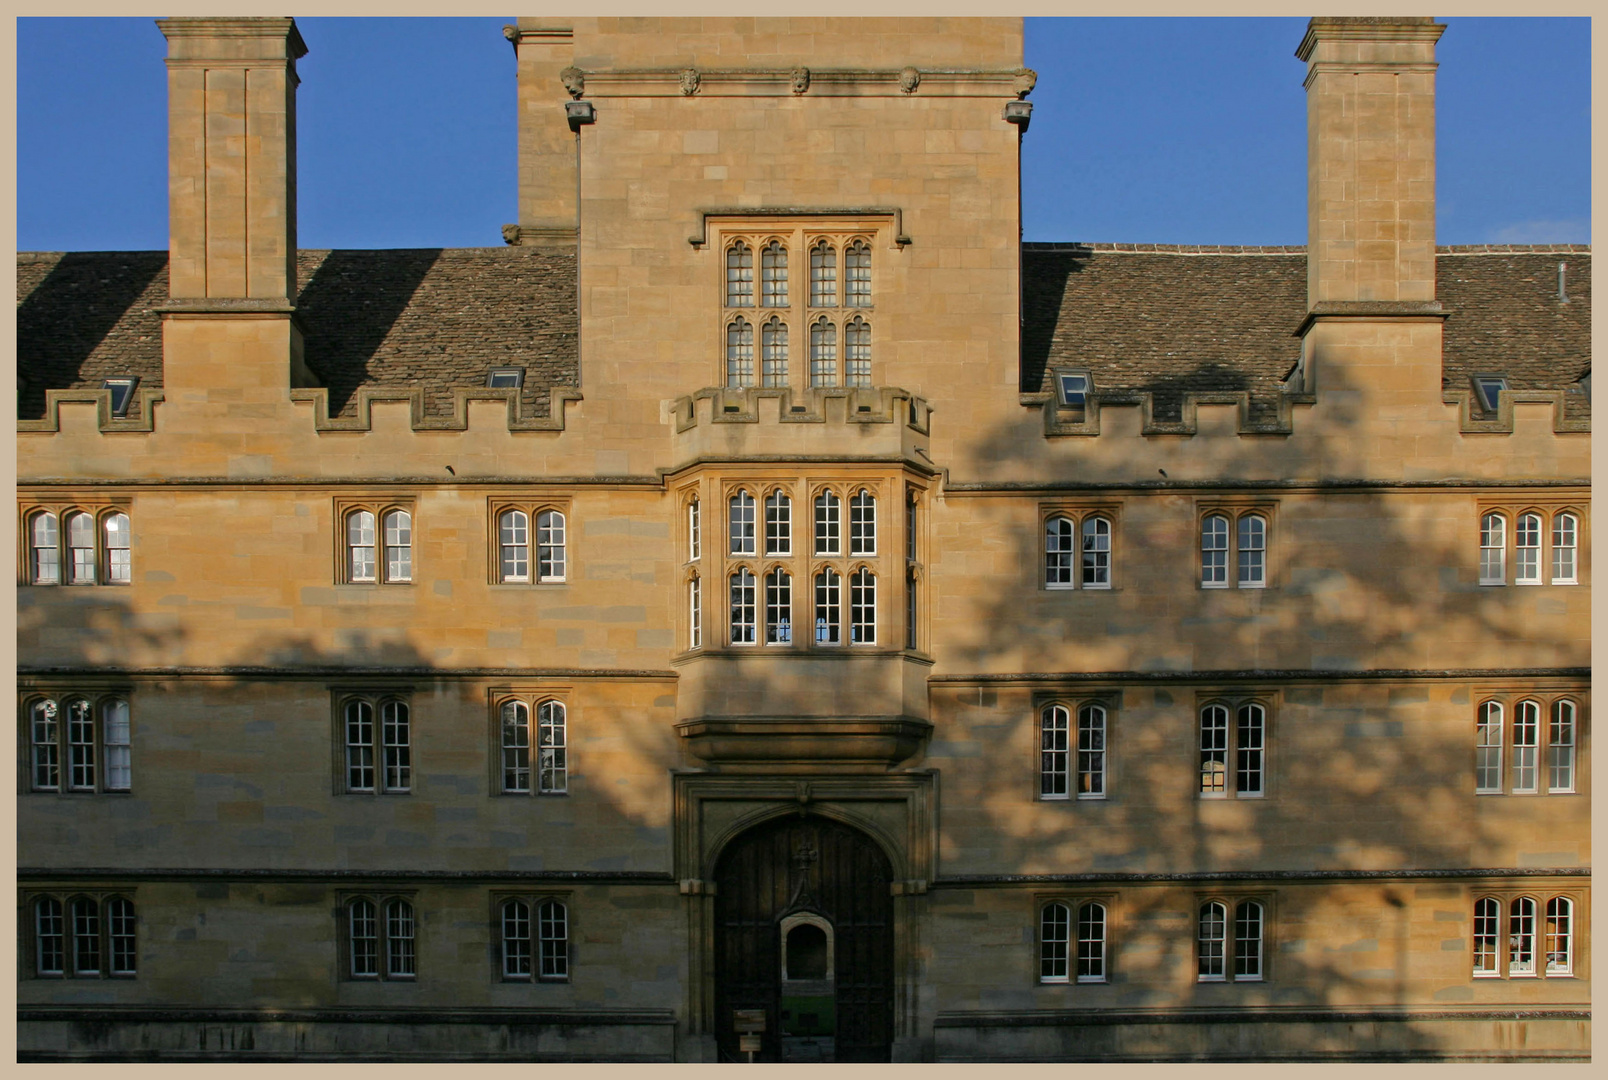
{"left": 671, "top": 385, "right": 931, "bottom": 469}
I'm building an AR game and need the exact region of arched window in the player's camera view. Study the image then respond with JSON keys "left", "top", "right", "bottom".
{"left": 1040, "top": 704, "right": 1070, "bottom": 798}
{"left": 1237, "top": 514, "right": 1266, "bottom": 587}
{"left": 386, "top": 898, "right": 416, "bottom": 978}
{"left": 845, "top": 239, "right": 871, "bottom": 307}
{"left": 726, "top": 241, "right": 754, "bottom": 307}
{"left": 1234, "top": 901, "right": 1264, "bottom": 980}
{"left": 1509, "top": 897, "right": 1537, "bottom": 976}
{"left": 1040, "top": 901, "right": 1071, "bottom": 983}
{"left": 1236, "top": 703, "right": 1265, "bottom": 796}
{"left": 30, "top": 511, "right": 59, "bottom": 584}
{"left": 849, "top": 568, "right": 876, "bottom": 644}
{"left": 1201, "top": 514, "right": 1229, "bottom": 588}
{"left": 35, "top": 897, "right": 64, "bottom": 975}
{"left": 1197, "top": 901, "right": 1227, "bottom": 981}
{"left": 350, "top": 897, "right": 381, "bottom": 975}
{"left": 1479, "top": 512, "right": 1506, "bottom": 585}
{"left": 382, "top": 701, "right": 411, "bottom": 793}
{"left": 499, "top": 509, "right": 530, "bottom": 582}
{"left": 1476, "top": 701, "right": 1503, "bottom": 793}
{"left": 27, "top": 696, "right": 130, "bottom": 794}
{"left": 1199, "top": 705, "right": 1229, "bottom": 795}
{"left": 729, "top": 491, "right": 757, "bottom": 555}
{"left": 814, "top": 568, "right": 841, "bottom": 644}
{"left": 814, "top": 491, "right": 841, "bottom": 555}
{"left": 726, "top": 317, "right": 755, "bottom": 387}
{"left": 536, "top": 509, "right": 566, "bottom": 581}
{"left": 810, "top": 241, "right": 837, "bottom": 307}
{"left": 1045, "top": 515, "right": 1075, "bottom": 588}
{"left": 501, "top": 700, "right": 531, "bottom": 793}
{"left": 1077, "top": 704, "right": 1106, "bottom": 798}
{"left": 765, "top": 490, "right": 792, "bottom": 556}
{"left": 809, "top": 317, "right": 837, "bottom": 386}
{"left": 104, "top": 511, "right": 132, "bottom": 584}
{"left": 762, "top": 317, "right": 789, "bottom": 387}
{"left": 1082, "top": 516, "right": 1111, "bottom": 588}
{"left": 502, "top": 899, "right": 532, "bottom": 978}
{"left": 1077, "top": 902, "right": 1107, "bottom": 983}
{"left": 29, "top": 700, "right": 59, "bottom": 791}
{"left": 1545, "top": 897, "right": 1573, "bottom": 975}
{"left": 1551, "top": 512, "right": 1578, "bottom": 583}
{"left": 1472, "top": 897, "right": 1500, "bottom": 975}
{"left": 849, "top": 488, "right": 876, "bottom": 555}
{"left": 347, "top": 510, "right": 378, "bottom": 582}
{"left": 730, "top": 568, "right": 757, "bottom": 644}
{"left": 67, "top": 511, "right": 97, "bottom": 584}
{"left": 1548, "top": 700, "right": 1576, "bottom": 793}
{"left": 1512, "top": 699, "right": 1540, "bottom": 793}
{"left": 345, "top": 699, "right": 376, "bottom": 792}
{"left": 844, "top": 316, "right": 871, "bottom": 386}
{"left": 538, "top": 899, "right": 569, "bottom": 979}
{"left": 689, "top": 575, "right": 703, "bottom": 649}
{"left": 66, "top": 698, "right": 96, "bottom": 792}
{"left": 688, "top": 498, "right": 701, "bottom": 561}
{"left": 537, "top": 700, "right": 567, "bottom": 794}
{"left": 761, "top": 241, "right": 788, "bottom": 307}
{"left": 103, "top": 698, "right": 131, "bottom": 792}
{"left": 383, "top": 509, "right": 412, "bottom": 582}
{"left": 1515, "top": 512, "right": 1542, "bottom": 584}
{"left": 765, "top": 569, "right": 792, "bottom": 644}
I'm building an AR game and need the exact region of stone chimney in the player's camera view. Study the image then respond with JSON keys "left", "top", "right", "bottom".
{"left": 504, "top": 20, "right": 579, "bottom": 248}
{"left": 1297, "top": 17, "right": 1445, "bottom": 307}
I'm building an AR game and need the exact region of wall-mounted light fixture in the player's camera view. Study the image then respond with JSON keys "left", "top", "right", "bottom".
{"left": 565, "top": 100, "right": 596, "bottom": 132}
{"left": 1003, "top": 100, "right": 1032, "bottom": 132}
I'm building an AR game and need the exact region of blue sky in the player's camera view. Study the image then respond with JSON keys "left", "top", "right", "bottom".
{"left": 16, "top": 16, "right": 1590, "bottom": 251}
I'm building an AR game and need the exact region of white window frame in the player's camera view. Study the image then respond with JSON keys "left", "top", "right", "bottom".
{"left": 1199, "top": 700, "right": 1267, "bottom": 799}
{"left": 849, "top": 567, "right": 876, "bottom": 645}
{"left": 29, "top": 893, "right": 137, "bottom": 979}
{"left": 1551, "top": 512, "right": 1578, "bottom": 584}
{"left": 23, "top": 505, "right": 132, "bottom": 586}
{"left": 1476, "top": 700, "right": 1504, "bottom": 794}
{"left": 765, "top": 568, "right": 793, "bottom": 645}
{"left": 688, "top": 497, "right": 701, "bottom": 562}
{"left": 340, "top": 504, "right": 414, "bottom": 585}
{"left": 1548, "top": 699, "right": 1576, "bottom": 793}
{"left": 1039, "top": 901, "right": 1071, "bottom": 983}
{"left": 492, "top": 502, "right": 570, "bottom": 585}
{"left": 1237, "top": 514, "right": 1266, "bottom": 588}
{"left": 536, "top": 510, "right": 567, "bottom": 582}
{"left": 729, "top": 490, "right": 757, "bottom": 556}
{"left": 1082, "top": 515, "right": 1112, "bottom": 589}
{"left": 1545, "top": 896, "right": 1574, "bottom": 976}
{"left": 1045, "top": 515, "right": 1076, "bottom": 589}
{"left": 497, "top": 697, "right": 568, "bottom": 796}
{"left": 1040, "top": 704, "right": 1070, "bottom": 800}
{"left": 1201, "top": 508, "right": 1270, "bottom": 589}
{"left": 1198, "top": 897, "right": 1267, "bottom": 983}
{"left": 344, "top": 894, "right": 417, "bottom": 981}
{"left": 765, "top": 490, "right": 793, "bottom": 556}
{"left": 1511, "top": 699, "right": 1541, "bottom": 793}
{"left": 1476, "top": 694, "right": 1580, "bottom": 796}
{"left": 730, "top": 568, "right": 758, "bottom": 645}
{"left": 1077, "top": 703, "right": 1107, "bottom": 799}
{"left": 689, "top": 575, "right": 703, "bottom": 650}
{"left": 1514, "top": 512, "right": 1543, "bottom": 585}
{"left": 1479, "top": 512, "right": 1507, "bottom": 585}
{"left": 1473, "top": 892, "right": 1579, "bottom": 979}
{"left": 341, "top": 695, "right": 411, "bottom": 795}
{"left": 814, "top": 490, "right": 841, "bottom": 556}
{"left": 849, "top": 488, "right": 877, "bottom": 556}
{"left": 814, "top": 567, "right": 841, "bottom": 645}
{"left": 27, "top": 694, "right": 132, "bottom": 794}
{"left": 499, "top": 509, "right": 530, "bottom": 583}
{"left": 499, "top": 896, "right": 570, "bottom": 982}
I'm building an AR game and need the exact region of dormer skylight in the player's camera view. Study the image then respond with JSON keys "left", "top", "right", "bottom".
{"left": 102, "top": 377, "right": 139, "bottom": 417}
{"left": 1055, "top": 370, "right": 1091, "bottom": 415}
{"left": 1472, "top": 375, "right": 1508, "bottom": 414}
{"left": 487, "top": 367, "right": 525, "bottom": 389}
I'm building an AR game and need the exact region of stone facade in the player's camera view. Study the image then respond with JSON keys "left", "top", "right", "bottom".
{"left": 16, "top": 16, "right": 1588, "bottom": 1062}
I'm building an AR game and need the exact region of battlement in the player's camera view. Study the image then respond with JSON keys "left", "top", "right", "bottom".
{"left": 671, "top": 385, "right": 932, "bottom": 470}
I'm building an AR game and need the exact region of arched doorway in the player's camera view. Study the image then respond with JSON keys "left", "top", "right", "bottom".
{"left": 712, "top": 812, "right": 894, "bottom": 1062}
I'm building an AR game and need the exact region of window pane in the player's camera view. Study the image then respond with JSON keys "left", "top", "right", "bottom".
{"left": 539, "top": 900, "right": 568, "bottom": 979}
{"left": 1040, "top": 902, "right": 1070, "bottom": 982}
{"left": 765, "top": 491, "right": 792, "bottom": 556}
{"left": 1509, "top": 897, "right": 1536, "bottom": 976}
{"left": 1511, "top": 700, "right": 1539, "bottom": 793}
{"left": 1475, "top": 702, "right": 1503, "bottom": 794}
{"left": 849, "top": 489, "right": 876, "bottom": 555}
{"left": 1199, "top": 706, "right": 1228, "bottom": 795}
{"left": 1201, "top": 515, "right": 1228, "bottom": 587}
{"left": 761, "top": 241, "right": 789, "bottom": 307}
{"left": 809, "top": 241, "right": 837, "bottom": 307}
{"left": 31, "top": 699, "right": 60, "bottom": 790}
{"left": 1233, "top": 901, "right": 1263, "bottom": 979}
{"left": 1236, "top": 704, "right": 1264, "bottom": 796}
{"left": 67, "top": 699, "right": 96, "bottom": 791}
{"left": 36, "top": 898, "right": 65, "bottom": 975}
{"left": 1077, "top": 705, "right": 1105, "bottom": 797}
{"left": 1515, "top": 513, "right": 1541, "bottom": 584}
{"left": 730, "top": 491, "right": 756, "bottom": 555}
{"left": 346, "top": 700, "right": 375, "bottom": 791}
{"left": 762, "top": 318, "right": 789, "bottom": 387}
{"left": 689, "top": 576, "right": 702, "bottom": 649}
{"left": 538, "top": 701, "right": 567, "bottom": 794}
{"left": 1081, "top": 516, "right": 1111, "bottom": 588}
{"left": 103, "top": 698, "right": 132, "bottom": 791}
{"left": 73, "top": 897, "right": 101, "bottom": 974}
{"left": 845, "top": 317, "right": 871, "bottom": 386}
{"left": 845, "top": 240, "right": 871, "bottom": 307}
{"left": 387, "top": 899, "right": 416, "bottom": 977}
{"left": 1198, "top": 902, "right": 1226, "bottom": 980}
{"left": 814, "top": 568, "right": 841, "bottom": 644}
{"left": 31, "top": 511, "right": 60, "bottom": 584}
{"left": 504, "top": 900, "right": 532, "bottom": 977}
{"left": 350, "top": 899, "right": 378, "bottom": 976}
{"left": 537, "top": 510, "right": 566, "bottom": 581}
{"left": 1472, "top": 897, "right": 1500, "bottom": 975}
{"left": 67, "top": 511, "right": 96, "bottom": 584}
{"left": 382, "top": 701, "right": 411, "bottom": 792}
{"left": 502, "top": 701, "right": 531, "bottom": 793}
{"left": 1046, "top": 516, "right": 1076, "bottom": 588}
{"left": 104, "top": 512, "right": 132, "bottom": 583}
{"left": 384, "top": 510, "right": 412, "bottom": 582}
{"left": 348, "top": 510, "right": 377, "bottom": 582}
{"left": 765, "top": 570, "right": 793, "bottom": 645}
{"left": 500, "top": 510, "right": 529, "bottom": 582}
{"left": 1479, "top": 513, "right": 1506, "bottom": 585}
{"left": 809, "top": 318, "right": 837, "bottom": 387}
{"left": 849, "top": 568, "right": 876, "bottom": 645}
{"left": 1077, "top": 903, "right": 1105, "bottom": 982}
{"left": 1040, "top": 705, "right": 1069, "bottom": 798}
{"left": 726, "top": 241, "right": 753, "bottom": 307}
{"left": 814, "top": 492, "right": 840, "bottom": 555}
{"left": 688, "top": 499, "right": 701, "bottom": 561}
{"left": 108, "top": 897, "right": 137, "bottom": 975}
{"left": 1551, "top": 513, "right": 1577, "bottom": 583}
{"left": 1237, "top": 515, "right": 1265, "bottom": 587}
{"left": 730, "top": 569, "right": 757, "bottom": 645}
{"left": 1548, "top": 700, "right": 1575, "bottom": 793}
{"left": 726, "top": 317, "right": 755, "bottom": 388}
{"left": 1545, "top": 897, "right": 1572, "bottom": 975}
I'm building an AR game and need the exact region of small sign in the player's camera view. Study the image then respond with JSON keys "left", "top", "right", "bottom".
{"left": 739, "top": 1035, "right": 762, "bottom": 1053}
{"left": 733, "top": 1009, "right": 766, "bottom": 1033}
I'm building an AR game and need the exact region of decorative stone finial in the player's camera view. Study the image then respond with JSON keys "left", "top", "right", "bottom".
{"left": 560, "top": 66, "right": 585, "bottom": 99}
{"left": 1014, "top": 67, "right": 1037, "bottom": 98}
{"left": 791, "top": 66, "right": 811, "bottom": 94}
{"left": 898, "top": 66, "right": 920, "bottom": 93}
{"left": 679, "top": 67, "right": 701, "bottom": 96}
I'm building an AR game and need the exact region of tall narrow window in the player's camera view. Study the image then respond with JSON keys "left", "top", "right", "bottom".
{"left": 845, "top": 240, "right": 871, "bottom": 307}
{"left": 730, "top": 491, "right": 757, "bottom": 556}
{"left": 30, "top": 511, "right": 60, "bottom": 584}
{"left": 1076, "top": 903, "right": 1106, "bottom": 983}
{"left": 689, "top": 576, "right": 703, "bottom": 649}
{"left": 538, "top": 900, "right": 569, "bottom": 979}
{"left": 1197, "top": 902, "right": 1227, "bottom": 981}
{"left": 536, "top": 510, "right": 566, "bottom": 582}
{"left": 1201, "top": 515, "right": 1229, "bottom": 588}
{"left": 688, "top": 498, "right": 701, "bottom": 561}
{"left": 537, "top": 701, "right": 567, "bottom": 794}
{"left": 814, "top": 491, "right": 841, "bottom": 555}
{"left": 1551, "top": 512, "right": 1578, "bottom": 584}
{"left": 765, "top": 491, "right": 792, "bottom": 556}
{"left": 726, "top": 241, "right": 753, "bottom": 307}
{"left": 849, "top": 489, "right": 877, "bottom": 555}
{"left": 72, "top": 897, "right": 101, "bottom": 975}
{"left": 500, "top": 510, "right": 530, "bottom": 582}
{"left": 1545, "top": 897, "right": 1573, "bottom": 975}
{"left": 1046, "top": 516, "right": 1075, "bottom": 588}
{"left": 810, "top": 241, "right": 837, "bottom": 307}
{"left": 1236, "top": 704, "right": 1265, "bottom": 797}
{"left": 762, "top": 318, "right": 789, "bottom": 387}
{"left": 906, "top": 568, "right": 918, "bottom": 650}
{"left": 761, "top": 241, "right": 788, "bottom": 307}
{"left": 1514, "top": 512, "right": 1542, "bottom": 584}
{"left": 345, "top": 700, "right": 376, "bottom": 792}
{"left": 1473, "top": 897, "right": 1500, "bottom": 976}
{"left": 67, "top": 511, "right": 96, "bottom": 584}
{"left": 1077, "top": 705, "right": 1106, "bottom": 798}
{"left": 1040, "top": 704, "right": 1069, "bottom": 799}
{"left": 385, "top": 899, "right": 416, "bottom": 978}
{"left": 383, "top": 510, "right": 412, "bottom": 582}
{"left": 503, "top": 900, "right": 532, "bottom": 978}
{"left": 502, "top": 700, "right": 531, "bottom": 793}
{"left": 30, "top": 700, "right": 60, "bottom": 791}
{"left": 1475, "top": 701, "right": 1503, "bottom": 794}
{"left": 765, "top": 569, "right": 792, "bottom": 644}
{"left": 1199, "top": 705, "right": 1229, "bottom": 796}
{"left": 1511, "top": 700, "right": 1540, "bottom": 793}
{"left": 726, "top": 317, "right": 755, "bottom": 388}
{"left": 844, "top": 316, "right": 871, "bottom": 386}
{"left": 103, "top": 698, "right": 131, "bottom": 792}
{"left": 67, "top": 698, "right": 95, "bottom": 791}
{"left": 36, "top": 898, "right": 64, "bottom": 975}
{"left": 730, "top": 569, "right": 757, "bottom": 645}
{"left": 104, "top": 512, "right": 132, "bottom": 584}
{"left": 1508, "top": 897, "right": 1537, "bottom": 976}
{"left": 1480, "top": 513, "right": 1506, "bottom": 585}
{"left": 809, "top": 318, "right": 838, "bottom": 387}
{"left": 1233, "top": 901, "right": 1264, "bottom": 980}
{"left": 382, "top": 701, "right": 411, "bottom": 793}
{"left": 906, "top": 495, "right": 917, "bottom": 562}
{"left": 814, "top": 568, "right": 841, "bottom": 645}
{"left": 849, "top": 568, "right": 876, "bottom": 644}
{"left": 1081, "top": 516, "right": 1111, "bottom": 588}
{"left": 1548, "top": 700, "right": 1576, "bottom": 793}
{"left": 348, "top": 511, "right": 378, "bottom": 582}
{"left": 1040, "top": 901, "right": 1070, "bottom": 983}
{"left": 1237, "top": 514, "right": 1266, "bottom": 587}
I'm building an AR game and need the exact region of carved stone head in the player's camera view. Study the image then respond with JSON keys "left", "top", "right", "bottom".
{"left": 560, "top": 66, "right": 584, "bottom": 99}
{"left": 679, "top": 67, "right": 701, "bottom": 96}
{"left": 791, "top": 66, "right": 810, "bottom": 94}
{"left": 898, "top": 66, "right": 920, "bottom": 94}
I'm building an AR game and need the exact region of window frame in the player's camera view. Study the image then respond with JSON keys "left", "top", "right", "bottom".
{"left": 1038, "top": 697, "right": 1114, "bottom": 802}
{"left": 1198, "top": 505, "right": 1274, "bottom": 590}
{"left": 334, "top": 692, "right": 414, "bottom": 796}
{"left": 339, "top": 892, "right": 419, "bottom": 982}
{"left": 1037, "top": 894, "right": 1114, "bottom": 986}
{"left": 1470, "top": 889, "right": 1584, "bottom": 980}
{"left": 494, "top": 893, "right": 572, "bottom": 983}
{"left": 19, "top": 501, "right": 134, "bottom": 587}
{"left": 1196, "top": 894, "right": 1271, "bottom": 984}
{"left": 490, "top": 690, "right": 571, "bottom": 797}
{"left": 25, "top": 891, "right": 137, "bottom": 979}
{"left": 488, "top": 498, "right": 573, "bottom": 586}
{"left": 1042, "top": 505, "right": 1121, "bottom": 591}
{"left": 1477, "top": 503, "right": 1586, "bottom": 587}
{"left": 335, "top": 498, "right": 416, "bottom": 586}
{"left": 1197, "top": 695, "right": 1272, "bottom": 800}
{"left": 1473, "top": 692, "right": 1585, "bottom": 796}
{"left": 23, "top": 692, "right": 133, "bottom": 795}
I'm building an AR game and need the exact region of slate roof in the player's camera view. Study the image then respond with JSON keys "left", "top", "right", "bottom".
{"left": 18, "top": 244, "right": 1588, "bottom": 427}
